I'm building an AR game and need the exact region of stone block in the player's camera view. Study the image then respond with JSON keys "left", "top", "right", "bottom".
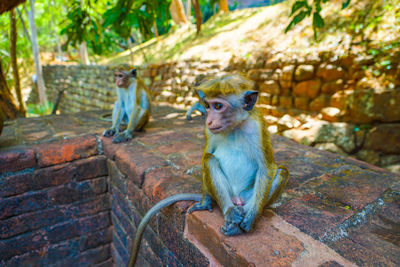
{"left": 279, "top": 95, "right": 293, "bottom": 108}
{"left": 294, "top": 96, "right": 310, "bottom": 110}
{"left": 258, "top": 92, "right": 271, "bottom": 105}
{"left": 0, "top": 147, "right": 36, "bottom": 174}
{"left": 259, "top": 80, "right": 280, "bottom": 95}
{"left": 271, "top": 95, "right": 279, "bottom": 106}
{"left": 365, "top": 124, "right": 400, "bottom": 154}
{"left": 317, "top": 63, "right": 347, "bottom": 81}
{"left": 33, "top": 135, "right": 98, "bottom": 167}
{"left": 294, "top": 64, "right": 314, "bottom": 81}
{"left": 309, "top": 94, "right": 331, "bottom": 112}
{"left": 271, "top": 107, "right": 288, "bottom": 117}
{"left": 321, "top": 79, "right": 344, "bottom": 94}
{"left": 293, "top": 79, "right": 321, "bottom": 99}
{"left": 75, "top": 156, "right": 108, "bottom": 181}
{"left": 321, "top": 107, "right": 341, "bottom": 122}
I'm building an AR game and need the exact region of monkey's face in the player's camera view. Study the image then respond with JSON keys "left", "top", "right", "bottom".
{"left": 202, "top": 91, "right": 259, "bottom": 135}
{"left": 204, "top": 97, "right": 236, "bottom": 134}
{"left": 115, "top": 71, "right": 131, "bottom": 88}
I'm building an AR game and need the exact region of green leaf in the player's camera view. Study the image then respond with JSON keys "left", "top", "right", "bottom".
{"left": 290, "top": 1, "right": 308, "bottom": 16}
{"left": 342, "top": 0, "right": 351, "bottom": 9}
{"left": 313, "top": 12, "right": 325, "bottom": 28}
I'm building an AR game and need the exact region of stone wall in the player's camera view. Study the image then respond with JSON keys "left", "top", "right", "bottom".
{"left": 1, "top": 109, "right": 399, "bottom": 266}
{"left": 36, "top": 53, "right": 400, "bottom": 172}
{"left": 0, "top": 136, "right": 112, "bottom": 266}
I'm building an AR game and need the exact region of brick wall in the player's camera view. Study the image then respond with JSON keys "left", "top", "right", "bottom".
{"left": 0, "top": 136, "right": 112, "bottom": 266}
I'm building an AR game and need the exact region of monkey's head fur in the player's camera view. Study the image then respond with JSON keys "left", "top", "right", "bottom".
{"left": 195, "top": 74, "right": 259, "bottom": 134}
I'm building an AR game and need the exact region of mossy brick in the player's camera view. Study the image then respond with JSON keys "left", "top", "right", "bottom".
{"left": 112, "top": 231, "right": 130, "bottom": 264}
{"left": 74, "top": 155, "right": 108, "bottom": 181}
{"left": 78, "top": 227, "right": 113, "bottom": 252}
{"left": 275, "top": 193, "right": 354, "bottom": 239}
{"left": 0, "top": 229, "right": 48, "bottom": 260}
{"left": 314, "top": 165, "right": 396, "bottom": 210}
{"left": 0, "top": 191, "right": 48, "bottom": 220}
{"left": 0, "top": 147, "right": 36, "bottom": 174}
{"left": 108, "top": 159, "right": 128, "bottom": 195}
{"left": 0, "top": 195, "right": 110, "bottom": 240}
{"left": 48, "top": 176, "right": 108, "bottom": 205}
{"left": 33, "top": 135, "right": 98, "bottom": 167}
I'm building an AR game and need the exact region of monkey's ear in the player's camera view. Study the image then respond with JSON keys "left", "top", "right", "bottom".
{"left": 243, "top": 91, "right": 258, "bottom": 111}
{"left": 131, "top": 69, "right": 137, "bottom": 78}
{"left": 195, "top": 90, "right": 205, "bottom": 101}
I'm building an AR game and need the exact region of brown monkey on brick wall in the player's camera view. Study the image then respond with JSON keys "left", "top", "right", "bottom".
{"left": 103, "top": 65, "right": 151, "bottom": 143}
{"left": 128, "top": 74, "right": 289, "bottom": 266}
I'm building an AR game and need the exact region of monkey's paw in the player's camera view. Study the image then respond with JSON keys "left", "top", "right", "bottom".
{"left": 221, "top": 223, "right": 243, "bottom": 236}
{"left": 186, "top": 114, "right": 192, "bottom": 120}
{"left": 226, "top": 206, "right": 245, "bottom": 224}
{"left": 112, "top": 131, "right": 133, "bottom": 143}
{"left": 239, "top": 209, "right": 257, "bottom": 232}
{"left": 103, "top": 128, "right": 116, "bottom": 137}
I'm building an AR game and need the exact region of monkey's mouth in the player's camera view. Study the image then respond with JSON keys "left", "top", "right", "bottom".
{"left": 208, "top": 126, "right": 225, "bottom": 134}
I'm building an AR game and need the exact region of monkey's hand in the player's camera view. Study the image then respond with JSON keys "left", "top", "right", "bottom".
{"left": 239, "top": 208, "right": 257, "bottom": 232}
{"left": 103, "top": 127, "right": 119, "bottom": 137}
{"left": 188, "top": 194, "right": 212, "bottom": 213}
{"left": 112, "top": 130, "right": 133, "bottom": 143}
{"left": 221, "top": 206, "right": 245, "bottom": 236}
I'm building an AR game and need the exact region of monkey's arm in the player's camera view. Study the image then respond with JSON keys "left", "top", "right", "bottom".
{"left": 128, "top": 193, "right": 202, "bottom": 267}
{"left": 103, "top": 97, "right": 123, "bottom": 137}
{"left": 186, "top": 102, "right": 206, "bottom": 120}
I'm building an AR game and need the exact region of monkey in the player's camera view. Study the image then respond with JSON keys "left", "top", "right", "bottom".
{"left": 185, "top": 102, "right": 206, "bottom": 120}
{"left": 103, "top": 65, "right": 151, "bottom": 143}
{"left": 185, "top": 73, "right": 208, "bottom": 120}
{"left": 128, "top": 74, "right": 289, "bottom": 266}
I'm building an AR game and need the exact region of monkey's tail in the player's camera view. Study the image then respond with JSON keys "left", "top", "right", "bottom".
{"left": 128, "top": 193, "right": 203, "bottom": 267}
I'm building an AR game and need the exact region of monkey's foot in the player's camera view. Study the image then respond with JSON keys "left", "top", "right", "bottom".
{"left": 221, "top": 223, "right": 243, "bottom": 236}
{"left": 239, "top": 209, "right": 257, "bottom": 232}
{"left": 188, "top": 196, "right": 212, "bottom": 213}
{"left": 186, "top": 114, "right": 192, "bottom": 120}
{"left": 103, "top": 128, "right": 116, "bottom": 137}
{"left": 112, "top": 131, "right": 133, "bottom": 143}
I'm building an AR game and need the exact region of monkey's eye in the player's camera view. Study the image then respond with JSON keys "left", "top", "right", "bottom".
{"left": 214, "top": 102, "right": 223, "bottom": 110}
{"left": 204, "top": 101, "right": 210, "bottom": 109}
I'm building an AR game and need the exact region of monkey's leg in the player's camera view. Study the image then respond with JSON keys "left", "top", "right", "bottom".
{"left": 204, "top": 154, "right": 245, "bottom": 236}
{"left": 240, "top": 167, "right": 289, "bottom": 232}
{"left": 103, "top": 102, "right": 122, "bottom": 137}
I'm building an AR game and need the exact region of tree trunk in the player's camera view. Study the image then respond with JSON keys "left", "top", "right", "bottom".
{"left": 219, "top": 0, "right": 229, "bottom": 13}
{"left": 170, "top": 0, "right": 188, "bottom": 25}
{"left": 10, "top": 9, "right": 26, "bottom": 116}
{"left": 153, "top": 21, "right": 159, "bottom": 38}
{"left": 0, "top": 60, "right": 21, "bottom": 120}
{"left": 16, "top": 8, "right": 31, "bottom": 43}
{"left": 191, "top": 0, "right": 202, "bottom": 35}
{"left": 185, "top": 0, "right": 191, "bottom": 20}
{"left": 79, "top": 42, "right": 90, "bottom": 64}
{"left": 26, "top": 1, "right": 48, "bottom": 105}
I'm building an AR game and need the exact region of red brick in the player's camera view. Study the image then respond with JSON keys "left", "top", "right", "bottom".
{"left": 0, "top": 147, "right": 36, "bottom": 174}
{"left": 115, "top": 143, "right": 167, "bottom": 186}
{"left": 186, "top": 208, "right": 305, "bottom": 267}
{"left": 74, "top": 155, "right": 108, "bottom": 181}
{"left": 0, "top": 191, "right": 48, "bottom": 220}
{"left": 48, "top": 176, "right": 108, "bottom": 205}
{"left": 33, "top": 135, "right": 98, "bottom": 167}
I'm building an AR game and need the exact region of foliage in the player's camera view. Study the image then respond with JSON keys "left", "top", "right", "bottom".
{"left": 285, "top": 0, "right": 350, "bottom": 40}
{"left": 27, "top": 101, "right": 54, "bottom": 116}
{"left": 103, "top": 0, "right": 172, "bottom": 42}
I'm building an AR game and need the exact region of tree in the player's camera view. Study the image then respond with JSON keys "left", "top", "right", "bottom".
{"left": 26, "top": 0, "right": 48, "bottom": 105}
{"left": 219, "top": 0, "right": 229, "bottom": 13}
{"left": 0, "top": 61, "right": 21, "bottom": 120}
{"left": 192, "top": 0, "right": 202, "bottom": 35}
{"left": 170, "top": 0, "right": 188, "bottom": 25}
{"left": 9, "top": 8, "right": 26, "bottom": 115}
